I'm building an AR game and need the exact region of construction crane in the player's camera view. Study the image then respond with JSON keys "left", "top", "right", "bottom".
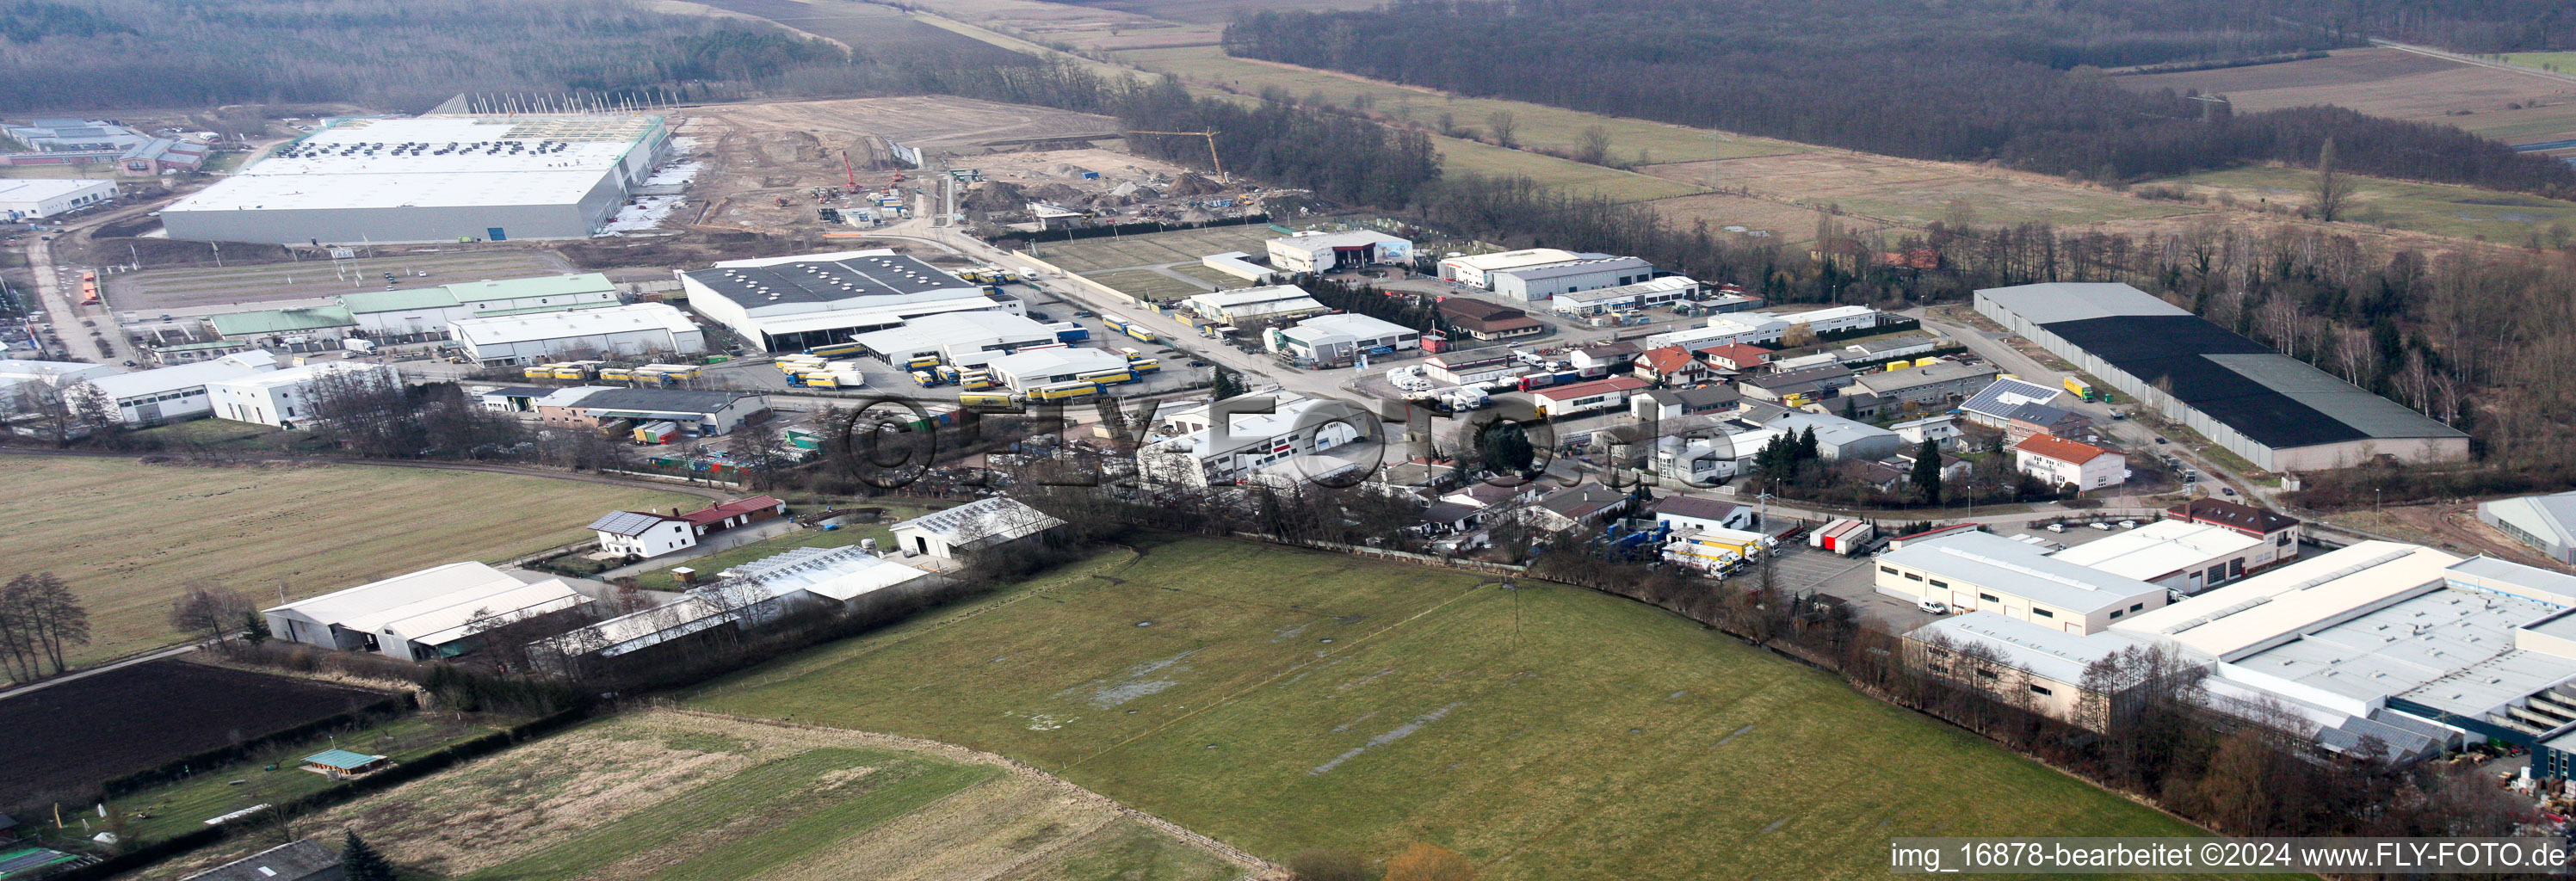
{"left": 1127, "top": 130, "right": 1227, "bottom": 184}
{"left": 842, "top": 150, "right": 857, "bottom": 190}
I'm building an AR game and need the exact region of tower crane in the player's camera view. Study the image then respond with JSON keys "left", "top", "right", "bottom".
{"left": 1126, "top": 130, "right": 1227, "bottom": 184}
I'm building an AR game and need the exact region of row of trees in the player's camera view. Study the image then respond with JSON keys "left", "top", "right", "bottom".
{"left": 1222, "top": 0, "right": 2576, "bottom": 196}
{"left": 0, "top": 573, "right": 88, "bottom": 681}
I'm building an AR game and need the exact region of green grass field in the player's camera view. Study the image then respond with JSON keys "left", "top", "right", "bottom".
{"left": 2160, "top": 165, "right": 2576, "bottom": 242}
{"left": 1168, "top": 263, "right": 1253, "bottom": 289}
{"left": 132, "top": 711, "right": 1244, "bottom": 881}
{"left": 0, "top": 457, "right": 701, "bottom": 672}
{"left": 2499, "top": 52, "right": 2576, "bottom": 75}
{"left": 688, "top": 536, "right": 2238, "bottom": 880}
{"left": 1083, "top": 269, "right": 1209, "bottom": 303}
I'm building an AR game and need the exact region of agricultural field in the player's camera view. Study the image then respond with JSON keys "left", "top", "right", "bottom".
{"left": 2120, "top": 48, "right": 2576, "bottom": 147}
{"left": 1025, "top": 224, "right": 1276, "bottom": 273}
{"left": 132, "top": 711, "right": 1250, "bottom": 881}
{"left": 688, "top": 537, "right": 2234, "bottom": 880}
{"left": 687, "top": 0, "right": 1035, "bottom": 62}
{"left": 1166, "top": 264, "right": 1251, "bottom": 289}
{"left": 1637, "top": 152, "right": 2206, "bottom": 237}
{"left": 1081, "top": 269, "right": 1208, "bottom": 303}
{"left": 0, "top": 659, "right": 392, "bottom": 798}
{"left": 102, "top": 248, "right": 570, "bottom": 313}
{"left": 2156, "top": 164, "right": 2576, "bottom": 242}
{"left": 0, "top": 457, "right": 702, "bottom": 669}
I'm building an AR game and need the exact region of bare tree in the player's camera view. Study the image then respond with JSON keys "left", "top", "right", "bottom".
{"left": 0, "top": 580, "right": 42, "bottom": 681}
{"left": 2, "top": 574, "right": 88, "bottom": 676}
{"left": 170, "top": 582, "right": 253, "bottom": 645}
{"left": 2313, "top": 136, "right": 2357, "bottom": 222}
{"left": 1573, "top": 125, "right": 1611, "bottom": 165}
{"left": 1484, "top": 110, "right": 1517, "bottom": 149}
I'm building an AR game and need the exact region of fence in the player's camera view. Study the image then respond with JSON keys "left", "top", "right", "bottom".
{"left": 1235, "top": 532, "right": 1529, "bottom": 577}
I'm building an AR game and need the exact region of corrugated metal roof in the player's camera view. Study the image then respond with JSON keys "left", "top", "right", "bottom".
{"left": 209, "top": 305, "right": 356, "bottom": 336}
{"left": 590, "top": 510, "right": 678, "bottom": 535}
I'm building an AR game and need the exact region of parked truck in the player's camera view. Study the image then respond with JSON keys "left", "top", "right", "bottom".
{"left": 2063, "top": 376, "right": 2097, "bottom": 401}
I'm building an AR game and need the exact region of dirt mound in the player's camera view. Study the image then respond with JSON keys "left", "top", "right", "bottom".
{"left": 961, "top": 180, "right": 1029, "bottom": 213}
{"left": 1165, "top": 173, "right": 1224, "bottom": 196}
{"left": 1024, "top": 183, "right": 1090, "bottom": 203}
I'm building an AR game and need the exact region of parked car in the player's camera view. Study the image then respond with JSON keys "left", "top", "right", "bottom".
{"left": 1028, "top": 311, "right": 1051, "bottom": 321}
{"left": 2221, "top": 487, "right": 2237, "bottom": 496}
{"left": 2154, "top": 436, "right": 2168, "bottom": 444}
{"left": 1916, "top": 600, "right": 1951, "bottom": 614}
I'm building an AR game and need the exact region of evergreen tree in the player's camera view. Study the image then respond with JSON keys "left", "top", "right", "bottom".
{"left": 1909, "top": 438, "right": 1943, "bottom": 505}
{"left": 1211, "top": 367, "right": 1246, "bottom": 400}
{"left": 343, "top": 829, "right": 394, "bottom": 881}
{"left": 243, "top": 610, "right": 270, "bottom": 646}
{"left": 1476, "top": 422, "right": 1536, "bottom": 477}
{"left": 1798, "top": 427, "right": 1820, "bottom": 462}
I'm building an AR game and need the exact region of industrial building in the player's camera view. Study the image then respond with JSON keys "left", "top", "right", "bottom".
{"left": 71, "top": 350, "right": 279, "bottom": 426}
{"left": 208, "top": 306, "right": 360, "bottom": 345}
{"left": 1437, "top": 248, "right": 1581, "bottom": 289}
{"left": 1436, "top": 299, "right": 1546, "bottom": 341}
{"left": 162, "top": 114, "right": 674, "bottom": 244}
{"left": 1974, "top": 282, "right": 2469, "bottom": 471}
{"left": 1490, "top": 256, "right": 1657, "bottom": 302}
{"left": 0, "top": 358, "right": 118, "bottom": 413}
{"left": 2, "top": 119, "right": 148, "bottom": 156}
{"left": 891, "top": 497, "right": 1066, "bottom": 560}
{"left": 2047, "top": 520, "right": 2284, "bottom": 594}
{"left": 1958, "top": 377, "right": 2089, "bottom": 442}
{"left": 1852, "top": 359, "right": 1998, "bottom": 406}
{"left": 1139, "top": 391, "right": 1376, "bottom": 487}
{"left": 538, "top": 387, "right": 769, "bottom": 435}
{"left": 1182, "top": 286, "right": 1326, "bottom": 325}
{"left": 1644, "top": 305, "right": 1883, "bottom": 350}
{"left": 0, "top": 179, "right": 115, "bottom": 220}
{"left": 982, "top": 347, "right": 1131, "bottom": 392}
{"left": 2012, "top": 434, "right": 2127, "bottom": 491}
{"left": 2165, "top": 497, "right": 2302, "bottom": 547}
{"left": 2480, "top": 492, "right": 2576, "bottom": 564}
{"left": 450, "top": 303, "right": 702, "bottom": 365}
{"left": 207, "top": 360, "right": 397, "bottom": 428}
{"left": 1266, "top": 313, "right": 1418, "bottom": 365}
{"left": 263, "top": 562, "right": 590, "bottom": 662}
{"left": 1745, "top": 408, "right": 1900, "bottom": 461}
{"left": 679, "top": 250, "right": 1005, "bottom": 352}
{"left": 1875, "top": 529, "right": 2171, "bottom": 634}
{"left": 851, "top": 311, "right": 1062, "bottom": 368}
{"left": 1551, "top": 276, "right": 1697, "bottom": 316}
{"left": 1266, "top": 231, "right": 1412, "bottom": 274}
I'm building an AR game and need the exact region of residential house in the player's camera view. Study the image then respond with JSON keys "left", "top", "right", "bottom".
{"left": 1567, "top": 341, "right": 1640, "bottom": 375}
{"left": 1629, "top": 385, "right": 1742, "bottom": 422}
{"left": 1529, "top": 484, "right": 1634, "bottom": 533}
{"left": 1631, "top": 346, "right": 1709, "bottom": 385}
{"left": 1890, "top": 414, "right": 1961, "bottom": 448}
{"left": 2168, "top": 498, "right": 2302, "bottom": 559}
{"left": 2013, "top": 434, "right": 2128, "bottom": 491}
{"left": 590, "top": 510, "right": 696, "bottom": 558}
{"left": 680, "top": 495, "right": 788, "bottom": 536}
{"left": 1696, "top": 342, "right": 1771, "bottom": 373}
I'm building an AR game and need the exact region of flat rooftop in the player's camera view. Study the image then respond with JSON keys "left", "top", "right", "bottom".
{"left": 1980, "top": 283, "right": 2466, "bottom": 448}
{"left": 2109, "top": 541, "right": 2462, "bottom": 660}
{"left": 1911, "top": 613, "right": 2158, "bottom": 684}
{"left": 166, "top": 114, "right": 661, "bottom": 213}
{"left": 451, "top": 303, "right": 694, "bottom": 345}
{"left": 1881, "top": 530, "right": 2168, "bottom": 615}
{"left": 685, "top": 250, "right": 981, "bottom": 311}
{"left": 0, "top": 178, "right": 113, "bottom": 201}
{"left": 2228, "top": 586, "right": 2566, "bottom": 718}
{"left": 2048, "top": 520, "right": 2264, "bottom": 582}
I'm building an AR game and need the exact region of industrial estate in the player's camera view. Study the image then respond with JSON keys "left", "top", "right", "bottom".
{"left": 10, "top": 0, "right": 2576, "bottom": 878}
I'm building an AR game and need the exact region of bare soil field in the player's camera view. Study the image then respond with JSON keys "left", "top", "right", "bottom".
{"left": 689, "top": 0, "right": 1033, "bottom": 61}
{"left": 1024, "top": 225, "right": 1275, "bottom": 273}
{"left": 103, "top": 249, "right": 571, "bottom": 313}
{"left": 679, "top": 95, "right": 1123, "bottom": 233}
{"left": 131, "top": 710, "right": 1251, "bottom": 881}
{"left": 0, "top": 457, "right": 701, "bottom": 670}
{"left": 2121, "top": 48, "right": 2576, "bottom": 145}
{"left": 0, "top": 659, "right": 392, "bottom": 798}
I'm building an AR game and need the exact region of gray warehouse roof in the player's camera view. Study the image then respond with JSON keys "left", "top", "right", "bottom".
{"left": 572, "top": 388, "right": 757, "bottom": 414}
{"left": 1492, "top": 256, "right": 1652, "bottom": 281}
{"left": 1882, "top": 530, "right": 2166, "bottom": 615}
{"left": 685, "top": 253, "right": 978, "bottom": 310}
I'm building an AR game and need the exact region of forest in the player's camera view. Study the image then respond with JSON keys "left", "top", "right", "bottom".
{"left": 1223, "top": 0, "right": 2576, "bottom": 196}
{"left": 0, "top": 0, "right": 1031, "bottom": 112}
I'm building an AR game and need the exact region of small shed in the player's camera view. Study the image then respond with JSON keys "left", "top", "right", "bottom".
{"left": 300, "top": 749, "right": 389, "bottom": 779}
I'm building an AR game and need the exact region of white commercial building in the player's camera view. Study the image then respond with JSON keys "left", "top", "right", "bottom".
{"left": 1267, "top": 313, "right": 1418, "bottom": 364}
{"left": 851, "top": 311, "right": 1062, "bottom": 368}
{"left": 263, "top": 562, "right": 589, "bottom": 662}
{"left": 1139, "top": 391, "right": 1377, "bottom": 487}
{"left": 2480, "top": 492, "right": 2576, "bottom": 564}
{"left": 2012, "top": 434, "right": 2128, "bottom": 491}
{"left": 589, "top": 509, "right": 697, "bottom": 559}
{"left": 71, "top": 350, "right": 279, "bottom": 426}
{"left": 1266, "top": 231, "right": 1412, "bottom": 274}
{"left": 2048, "top": 520, "right": 2280, "bottom": 594}
{"left": 1876, "top": 530, "right": 2171, "bottom": 634}
{"left": 333, "top": 274, "right": 623, "bottom": 336}
{"left": 983, "top": 347, "right": 1132, "bottom": 391}
{"left": 0, "top": 359, "right": 119, "bottom": 416}
{"left": 891, "top": 497, "right": 1066, "bottom": 560}
{"left": 0, "top": 179, "right": 115, "bottom": 220}
{"left": 1182, "top": 285, "right": 1326, "bottom": 324}
{"left": 1437, "top": 249, "right": 1581, "bottom": 290}
{"left": 1645, "top": 305, "right": 1882, "bottom": 351}
{"left": 1551, "top": 276, "right": 1696, "bottom": 316}
{"left": 678, "top": 250, "right": 1007, "bottom": 352}
{"left": 207, "top": 360, "right": 397, "bottom": 428}
{"left": 450, "top": 302, "right": 703, "bottom": 366}
{"left": 1489, "top": 256, "right": 1656, "bottom": 302}
{"left": 163, "top": 114, "right": 672, "bottom": 244}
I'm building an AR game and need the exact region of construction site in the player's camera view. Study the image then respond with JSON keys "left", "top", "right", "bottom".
{"left": 671, "top": 95, "right": 1269, "bottom": 236}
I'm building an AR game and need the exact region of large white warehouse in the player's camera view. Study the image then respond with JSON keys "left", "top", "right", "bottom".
{"left": 161, "top": 114, "right": 671, "bottom": 244}
{"left": 451, "top": 303, "right": 703, "bottom": 365}
{"left": 0, "top": 179, "right": 115, "bottom": 220}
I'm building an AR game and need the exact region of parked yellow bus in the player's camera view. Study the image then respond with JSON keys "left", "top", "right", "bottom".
{"left": 523, "top": 364, "right": 561, "bottom": 380}
{"left": 1077, "top": 368, "right": 1133, "bottom": 385}
{"left": 1030, "top": 381, "right": 1099, "bottom": 402}
{"left": 904, "top": 354, "right": 942, "bottom": 371}
{"left": 1127, "top": 358, "right": 1160, "bottom": 374}
{"left": 806, "top": 342, "right": 867, "bottom": 358}
{"left": 960, "top": 391, "right": 1016, "bottom": 410}
{"left": 597, "top": 367, "right": 634, "bottom": 382}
